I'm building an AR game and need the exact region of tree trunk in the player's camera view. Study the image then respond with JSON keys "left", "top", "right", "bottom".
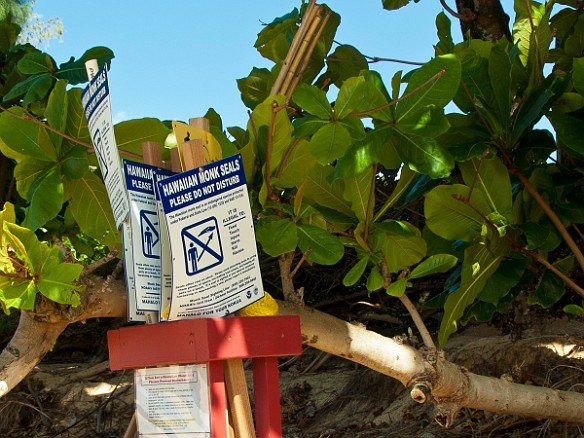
{"left": 1, "top": 279, "right": 583, "bottom": 426}
{"left": 455, "top": 0, "right": 512, "bottom": 42}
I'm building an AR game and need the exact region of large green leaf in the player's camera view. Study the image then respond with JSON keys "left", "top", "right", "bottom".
{"left": 528, "top": 256, "right": 574, "bottom": 308}
{"left": 292, "top": 84, "right": 333, "bottom": 120}
{"left": 389, "top": 127, "right": 454, "bottom": 179}
{"left": 343, "top": 255, "right": 369, "bottom": 287}
{"left": 37, "top": 247, "right": 83, "bottom": 305}
{"left": 66, "top": 172, "right": 119, "bottom": 247}
{"left": 396, "top": 104, "right": 450, "bottom": 138}
{"left": 323, "top": 45, "right": 368, "bottom": 88}
{"left": 0, "top": 108, "right": 56, "bottom": 161}
{"left": 439, "top": 242, "right": 503, "bottom": 345}
{"left": 372, "top": 221, "right": 427, "bottom": 273}
{"left": 395, "top": 54, "right": 461, "bottom": 123}
{"left": 18, "top": 52, "right": 56, "bottom": 75}
{"left": 56, "top": 47, "right": 115, "bottom": 85}
{"left": 237, "top": 67, "right": 272, "bottom": 110}
{"left": 4, "top": 222, "right": 47, "bottom": 276}
{"left": 488, "top": 43, "right": 512, "bottom": 131}
{"left": 22, "top": 74, "right": 54, "bottom": 105}
{"left": 386, "top": 278, "right": 409, "bottom": 297}
{"left": 14, "top": 157, "right": 47, "bottom": 200}
{"left": 255, "top": 218, "right": 297, "bottom": 257}
{"left": 342, "top": 166, "right": 373, "bottom": 222}
{"left": 547, "top": 112, "right": 584, "bottom": 157}
{"left": 115, "top": 118, "right": 170, "bottom": 159}
{"left": 574, "top": 57, "right": 584, "bottom": 96}
{"left": 65, "top": 88, "right": 91, "bottom": 143}
{"left": 479, "top": 258, "right": 526, "bottom": 305}
{"left": 335, "top": 76, "right": 366, "bottom": 119}
{"left": 309, "top": 121, "right": 352, "bottom": 165}
{"left": 61, "top": 145, "right": 90, "bottom": 180}
{"left": 382, "top": 0, "right": 412, "bottom": 10}
{"left": 458, "top": 155, "right": 513, "bottom": 220}
{"left": 355, "top": 71, "right": 393, "bottom": 122}
{"left": 297, "top": 223, "right": 344, "bottom": 265}
{"left": 303, "top": 164, "right": 353, "bottom": 216}
{"left": 45, "top": 79, "right": 68, "bottom": 155}
{"left": 277, "top": 139, "right": 316, "bottom": 188}
{"left": 0, "top": 279, "right": 37, "bottom": 312}
{"left": 453, "top": 42, "right": 495, "bottom": 114}
{"left": 410, "top": 254, "right": 458, "bottom": 279}
{"left": 21, "top": 164, "right": 64, "bottom": 231}
{"left": 425, "top": 184, "right": 492, "bottom": 242}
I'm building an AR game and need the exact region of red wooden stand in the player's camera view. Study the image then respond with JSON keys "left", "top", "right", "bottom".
{"left": 108, "top": 316, "right": 302, "bottom": 437}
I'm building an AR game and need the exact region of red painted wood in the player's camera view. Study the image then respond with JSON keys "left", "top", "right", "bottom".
{"left": 107, "top": 316, "right": 302, "bottom": 370}
{"left": 252, "top": 357, "right": 283, "bottom": 438}
{"left": 209, "top": 361, "right": 227, "bottom": 438}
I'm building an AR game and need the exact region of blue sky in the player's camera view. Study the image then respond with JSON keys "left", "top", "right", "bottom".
{"left": 34, "top": 1, "right": 515, "bottom": 129}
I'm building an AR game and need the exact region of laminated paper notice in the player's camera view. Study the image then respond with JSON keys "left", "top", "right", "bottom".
{"left": 135, "top": 364, "right": 210, "bottom": 437}
{"left": 158, "top": 154, "right": 264, "bottom": 320}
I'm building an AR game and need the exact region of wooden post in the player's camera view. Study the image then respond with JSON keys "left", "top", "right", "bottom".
{"left": 180, "top": 117, "right": 256, "bottom": 438}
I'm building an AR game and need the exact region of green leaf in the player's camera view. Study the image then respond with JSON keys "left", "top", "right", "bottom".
{"left": 489, "top": 43, "right": 512, "bottom": 130}
{"left": 37, "top": 247, "right": 83, "bottom": 305}
{"left": 256, "top": 218, "right": 297, "bottom": 257}
{"left": 3, "top": 73, "right": 44, "bottom": 102}
{"left": 382, "top": 0, "right": 412, "bottom": 10}
{"left": 21, "top": 164, "right": 64, "bottom": 231}
{"left": 397, "top": 105, "right": 450, "bottom": 138}
{"left": 277, "top": 139, "right": 316, "bottom": 188}
{"left": 65, "top": 88, "right": 91, "bottom": 143}
{"left": 335, "top": 76, "right": 366, "bottom": 119}
{"left": 574, "top": 57, "right": 584, "bottom": 96}
{"left": 297, "top": 223, "right": 344, "bottom": 265}
{"left": 209, "top": 125, "right": 238, "bottom": 158}
{"left": 18, "top": 52, "right": 56, "bottom": 75}
{"left": 303, "top": 164, "right": 353, "bottom": 216}
{"left": 65, "top": 172, "right": 119, "bottom": 247}
{"left": 0, "top": 107, "right": 56, "bottom": 161}
{"left": 439, "top": 242, "right": 503, "bottom": 346}
{"left": 452, "top": 42, "right": 495, "bottom": 114}
{"left": 45, "top": 79, "right": 68, "bottom": 155}
{"left": 436, "top": 12, "right": 454, "bottom": 54}
{"left": 323, "top": 45, "right": 368, "bottom": 88}
{"left": 342, "top": 167, "right": 373, "bottom": 222}
{"left": 386, "top": 278, "right": 409, "bottom": 297}
{"left": 372, "top": 221, "right": 427, "bottom": 273}
{"left": 56, "top": 47, "right": 115, "bottom": 85}
{"left": 479, "top": 258, "right": 526, "bottom": 305}
{"left": 563, "top": 304, "right": 584, "bottom": 316}
{"left": 61, "top": 145, "right": 89, "bottom": 180}
{"left": 356, "top": 71, "right": 393, "bottom": 122}
{"left": 410, "top": 254, "right": 458, "bottom": 279}
{"left": 237, "top": 67, "right": 272, "bottom": 110}
{"left": 458, "top": 155, "right": 513, "bottom": 219}
{"left": 293, "top": 84, "right": 333, "bottom": 120}
{"left": 395, "top": 54, "right": 461, "bottom": 123}
{"left": 4, "top": 222, "right": 48, "bottom": 276}
{"left": 309, "top": 122, "right": 352, "bottom": 165}
{"left": 528, "top": 256, "right": 574, "bottom": 308}
{"left": 14, "top": 158, "right": 48, "bottom": 200}
{"left": 424, "top": 184, "right": 492, "bottom": 242}
{"left": 367, "top": 266, "right": 384, "bottom": 291}
{"left": 547, "top": 112, "right": 584, "bottom": 157}
{"left": 293, "top": 116, "right": 329, "bottom": 138}
{"left": 22, "top": 74, "right": 54, "bottom": 105}
{"left": 343, "top": 255, "right": 369, "bottom": 287}
{"left": 115, "top": 118, "right": 170, "bottom": 159}
{"left": 0, "top": 279, "right": 37, "bottom": 312}
{"left": 389, "top": 127, "right": 454, "bottom": 179}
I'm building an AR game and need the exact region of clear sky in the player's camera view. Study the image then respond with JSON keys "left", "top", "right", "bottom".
{"left": 34, "top": 1, "right": 515, "bottom": 129}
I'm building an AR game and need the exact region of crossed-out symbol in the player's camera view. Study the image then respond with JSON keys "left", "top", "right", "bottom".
{"left": 181, "top": 217, "right": 223, "bottom": 276}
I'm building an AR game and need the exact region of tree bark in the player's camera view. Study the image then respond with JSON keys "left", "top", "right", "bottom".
{"left": 455, "top": 0, "right": 512, "bottom": 42}
{"left": 1, "top": 280, "right": 583, "bottom": 426}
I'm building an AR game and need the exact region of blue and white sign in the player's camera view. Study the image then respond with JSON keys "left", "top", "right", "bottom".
{"left": 158, "top": 154, "right": 264, "bottom": 320}
{"left": 124, "top": 160, "right": 173, "bottom": 313}
{"left": 81, "top": 64, "right": 129, "bottom": 229}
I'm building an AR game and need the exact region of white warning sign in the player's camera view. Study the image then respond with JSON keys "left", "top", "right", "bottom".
{"left": 158, "top": 154, "right": 264, "bottom": 320}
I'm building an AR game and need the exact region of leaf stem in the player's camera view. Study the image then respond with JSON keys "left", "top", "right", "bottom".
{"left": 349, "top": 68, "right": 446, "bottom": 118}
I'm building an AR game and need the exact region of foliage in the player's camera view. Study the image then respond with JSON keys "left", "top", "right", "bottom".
{"left": 1, "top": 1, "right": 584, "bottom": 347}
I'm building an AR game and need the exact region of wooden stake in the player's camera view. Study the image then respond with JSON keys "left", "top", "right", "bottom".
{"left": 180, "top": 117, "right": 256, "bottom": 438}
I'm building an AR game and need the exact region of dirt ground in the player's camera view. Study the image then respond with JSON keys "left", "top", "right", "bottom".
{"left": 1, "top": 312, "right": 583, "bottom": 438}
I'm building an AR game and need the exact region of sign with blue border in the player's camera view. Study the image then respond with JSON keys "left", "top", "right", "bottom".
{"left": 81, "top": 65, "right": 129, "bottom": 229}
{"left": 158, "top": 154, "right": 264, "bottom": 320}
{"left": 124, "top": 160, "right": 173, "bottom": 313}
